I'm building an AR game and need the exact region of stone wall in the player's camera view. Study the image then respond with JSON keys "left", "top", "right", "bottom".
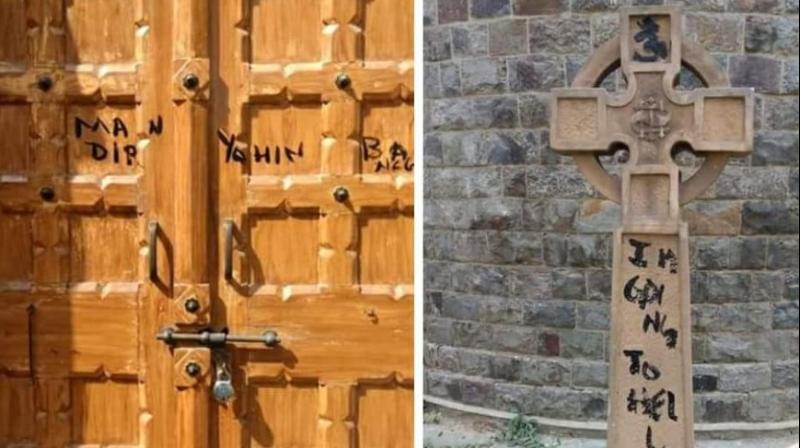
{"left": 423, "top": 0, "right": 799, "bottom": 425}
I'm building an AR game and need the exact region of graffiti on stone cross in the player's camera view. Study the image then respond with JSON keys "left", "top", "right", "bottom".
{"left": 643, "top": 311, "right": 678, "bottom": 349}
{"left": 633, "top": 16, "right": 669, "bottom": 62}
{"left": 624, "top": 238, "right": 679, "bottom": 349}
{"left": 623, "top": 349, "right": 661, "bottom": 381}
{"left": 622, "top": 236, "right": 681, "bottom": 447}
{"left": 627, "top": 387, "right": 678, "bottom": 423}
{"left": 550, "top": 6, "right": 753, "bottom": 448}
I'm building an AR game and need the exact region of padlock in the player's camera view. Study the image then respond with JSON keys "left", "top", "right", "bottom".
{"left": 212, "top": 351, "right": 236, "bottom": 403}
{"left": 213, "top": 376, "right": 235, "bottom": 403}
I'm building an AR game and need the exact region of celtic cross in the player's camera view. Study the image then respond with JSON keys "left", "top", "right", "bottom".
{"left": 550, "top": 7, "right": 753, "bottom": 448}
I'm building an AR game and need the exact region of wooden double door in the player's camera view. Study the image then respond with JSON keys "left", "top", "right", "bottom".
{"left": 0, "top": 1, "right": 414, "bottom": 446}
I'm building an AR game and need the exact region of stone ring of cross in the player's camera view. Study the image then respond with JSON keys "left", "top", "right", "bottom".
{"left": 550, "top": 7, "right": 754, "bottom": 205}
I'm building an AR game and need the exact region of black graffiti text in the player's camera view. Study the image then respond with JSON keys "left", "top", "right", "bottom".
{"left": 645, "top": 426, "right": 664, "bottom": 448}
{"left": 74, "top": 115, "right": 163, "bottom": 166}
{"left": 624, "top": 275, "right": 665, "bottom": 310}
{"left": 86, "top": 141, "right": 137, "bottom": 165}
{"left": 627, "top": 238, "right": 678, "bottom": 275}
{"left": 627, "top": 387, "right": 678, "bottom": 423}
{"left": 628, "top": 238, "right": 651, "bottom": 268}
{"left": 633, "top": 16, "right": 669, "bottom": 63}
{"left": 658, "top": 248, "right": 678, "bottom": 274}
{"left": 218, "top": 129, "right": 305, "bottom": 166}
{"left": 361, "top": 137, "right": 414, "bottom": 173}
{"left": 623, "top": 349, "right": 661, "bottom": 381}
{"left": 643, "top": 310, "right": 678, "bottom": 349}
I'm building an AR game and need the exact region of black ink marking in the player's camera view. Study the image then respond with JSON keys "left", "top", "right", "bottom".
{"left": 643, "top": 311, "right": 667, "bottom": 334}
{"left": 86, "top": 141, "right": 108, "bottom": 161}
{"left": 645, "top": 426, "right": 664, "bottom": 448}
{"left": 221, "top": 130, "right": 304, "bottom": 166}
{"left": 218, "top": 129, "right": 246, "bottom": 164}
{"left": 667, "top": 391, "right": 677, "bottom": 421}
{"left": 663, "top": 328, "right": 678, "bottom": 349}
{"left": 75, "top": 114, "right": 159, "bottom": 166}
{"left": 643, "top": 311, "right": 678, "bottom": 349}
{"left": 362, "top": 137, "right": 381, "bottom": 160}
{"left": 285, "top": 142, "right": 303, "bottom": 162}
{"left": 628, "top": 238, "right": 651, "bottom": 268}
{"left": 624, "top": 349, "right": 643, "bottom": 375}
{"left": 642, "top": 361, "right": 661, "bottom": 381}
{"left": 360, "top": 137, "right": 414, "bottom": 173}
{"left": 633, "top": 16, "right": 669, "bottom": 63}
{"left": 75, "top": 117, "right": 111, "bottom": 139}
{"left": 658, "top": 248, "right": 678, "bottom": 274}
{"left": 390, "top": 141, "right": 408, "bottom": 160}
{"left": 627, "top": 387, "right": 678, "bottom": 423}
{"left": 148, "top": 115, "right": 163, "bottom": 135}
{"left": 124, "top": 144, "right": 137, "bottom": 166}
{"left": 254, "top": 145, "right": 269, "bottom": 164}
{"left": 112, "top": 118, "right": 128, "bottom": 138}
{"left": 624, "top": 349, "right": 661, "bottom": 381}
{"left": 624, "top": 275, "right": 665, "bottom": 310}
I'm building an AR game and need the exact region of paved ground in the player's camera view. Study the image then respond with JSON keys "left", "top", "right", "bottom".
{"left": 424, "top": 407, "right": 799, "bottom": 448}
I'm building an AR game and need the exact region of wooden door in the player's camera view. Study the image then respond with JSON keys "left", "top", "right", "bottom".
{"left": 1, "top": 1, "right": 414, "bottom": 447}
{"left": 0, "top": 0, "right": 210, "bottom": 446}
{"left": 212, "top": 1, "right": 414, "bottom": 446}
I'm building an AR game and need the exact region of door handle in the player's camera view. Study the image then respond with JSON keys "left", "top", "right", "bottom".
{"left": 223, "top": 219, "right": 234, "bottom": 282}
{"left": 148, "top": 221, "right": 158, "bottom": 281}
{"left": 157, "top": 328, "right": 281, "bottom": 348}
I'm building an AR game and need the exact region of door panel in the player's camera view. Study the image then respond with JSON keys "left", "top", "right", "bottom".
{"left": 213, "top": 0, "right": 414, "bottom": 446}
{"left": 0, "top": 0, "right": 174, "bottom": 446}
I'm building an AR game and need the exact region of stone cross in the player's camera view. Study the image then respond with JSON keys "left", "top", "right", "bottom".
{"left": 550, "top": 7, "right": 753, "bottom": 448}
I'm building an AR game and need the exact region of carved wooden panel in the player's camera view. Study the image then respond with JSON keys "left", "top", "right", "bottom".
{"left": 247, "top": 379, "right": 320, "bottom": 447}
{"left": 357, "top": 382, "right": 414, "bottom": 447}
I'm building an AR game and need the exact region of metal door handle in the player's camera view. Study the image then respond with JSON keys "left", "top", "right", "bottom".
{"left": 157, "top": 328, "right": 281, "bottom": 348}
{"left": 223, "top": 219, "right": 234, "bottom": 282}
{"left": 148, "top": 221, "right": 158, "bottom": 281}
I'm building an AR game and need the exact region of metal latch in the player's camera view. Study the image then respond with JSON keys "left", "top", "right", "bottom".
{"left": 157, "top": 328, "right": 281, "bottom": 348}
{"left": 159, "top": 328, "right": 280, "bottom": 404}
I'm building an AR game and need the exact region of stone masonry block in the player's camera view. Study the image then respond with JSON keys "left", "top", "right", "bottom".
{"left": 685, "top": 13, "right": 743, "bottom": 53}
{"left": 489, "top": 19, "right": 528, "bottom": 56}
{"left": 471, "top": 0, "right": 510, "bottom": 18}
{"left": 508, "top": 54, "right": 565, "bottom": 92}
{"left": 461, "top": 57, "right": 508, "bottom": 95}
{"left": 438, "top": 0, "right": 468, "bottom": 24}
{"left": 528, "top": 16, "right": 591, "bottom": 54}
{"left": 745, "top": 15, "right": 799, "bottom": 57}
{"left": 729, "top": 55, "right": 783, "bottom": 94}
{"left": 452, "top": 24, "right": 489, "bottom": 58}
